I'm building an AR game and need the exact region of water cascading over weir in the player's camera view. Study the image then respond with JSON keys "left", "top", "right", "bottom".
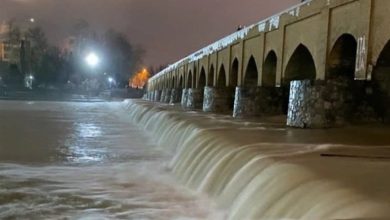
{"left": 136, "top": 0, "right": 390, "bottom": 218}
{"left": 124, "top": 99, "right": 390, "bottom": 219}
{"left": 146, "top": 0, "right": 390, "bottom": 128}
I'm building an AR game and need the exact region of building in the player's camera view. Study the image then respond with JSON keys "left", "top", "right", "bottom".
{"left": 0, "top": 20, "right": 34, "bottom": 75}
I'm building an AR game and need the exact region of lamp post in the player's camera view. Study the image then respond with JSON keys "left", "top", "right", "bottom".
{"left": 84, "top": 52, "right": 101, "bottom": 96}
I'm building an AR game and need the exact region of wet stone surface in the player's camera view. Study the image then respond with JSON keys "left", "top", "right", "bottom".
{"left": 287, "top": 79, "right": 351, "bottom": 128}
{"left": 181, "top": 89, "right": 189, "bottom": 108}
{"left": 154, "top": 90, "right": 161, "bottom": 102}
{"left": 163, "top": 89, "right": 171, "bottom": 103}
{"left": 160, "top": 89, "right": 166, "bottom": 102}
{"left": 186, "top": 88, "right": 203, "bottom": 110}
{"left": 170, "top": 89, "right": 182, "bottom": 104}
{"left": 233, "top": 86, "right": 283, "bottom": 118}
{"left": 203, "top": 87, "right": 235, "bottom": 113}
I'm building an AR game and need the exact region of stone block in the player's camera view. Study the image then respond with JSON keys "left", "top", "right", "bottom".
{"left": 181, "top": 89, "right": 189, "bottom": 108}
{"left": 186, "top": 88, "right": 203, "bottom": 110}
{"left": 170, "top": 89, "right": 182, "bottom": 104}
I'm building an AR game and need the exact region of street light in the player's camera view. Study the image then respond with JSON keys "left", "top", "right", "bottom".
{"left": 85, "top": 52, "right": 100, "bottom": 68}
{"left": 108, "top": 77, "right": 114, "bottom": 89}
{"left": 25, "top": 75, "right": 34, "bottom": 89}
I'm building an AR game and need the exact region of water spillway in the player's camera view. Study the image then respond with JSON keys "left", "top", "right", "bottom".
{"left": 124, "top": 99, "right": 390, "bottom": 219}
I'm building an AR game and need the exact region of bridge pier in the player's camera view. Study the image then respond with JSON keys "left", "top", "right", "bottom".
{"left": 170, "top": 88, "right": 182, "bottom": 104}
{"left": 163, "top": 89, "right": 171, "bottom": 103}
{"left": 181, "top": 89, "right": 189, "bottom": 108}
{"left": 257, "top": 87, "right": 284, "bottom": 116}
{"left": 203, "top": 86, "right": 235, "bottom": 113}
{"left": 233, "top": 86, "right": 260, "bottom": 118}
{"left": 146, "top": 91, "right": 151, "bottom": 100}
{"left": 233, "top": 86, "right": 284, "bottom": 118}
{"left": 186, "top": 88, "right": 203, "bottom": 110}
{"left": 287, "top": 80, "right": 350, "bottom": 128}
{"left": 145, "top": 91, "right": 150, "bottom": 100}
{"left": 160, "top": 89, "right": 166, "bottom": 102}
{"left": 154, "top": 90, "right": 161, "bottom": 102}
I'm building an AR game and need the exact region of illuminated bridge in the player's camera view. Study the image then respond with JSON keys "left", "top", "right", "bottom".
{"left": 146, "top": 0, "right": 390, "bottom": 128}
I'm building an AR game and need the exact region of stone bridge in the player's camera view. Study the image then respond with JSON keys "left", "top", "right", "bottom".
{"left": 146, "top": 0, "right": 390, "bottom": 128}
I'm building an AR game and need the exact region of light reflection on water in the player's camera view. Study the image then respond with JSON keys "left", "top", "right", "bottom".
{"left": 63, "top": 122, "right": 106, "bottom": 163}
{"left": 76, "top": 122, "right": 102, "bottom": 138}
{"left": 0, "top": 101, "right": 222, "bottom": 220}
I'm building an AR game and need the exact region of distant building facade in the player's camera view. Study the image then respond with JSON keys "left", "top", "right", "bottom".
{"left": 0, "top": 20, "right": 33, "bottom": 73}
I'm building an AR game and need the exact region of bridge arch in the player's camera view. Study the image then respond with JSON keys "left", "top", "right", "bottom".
{"left": 163, "top": 77, "right": 166, "bottom": 89}
{"left": 198, "top": 67, "right": 206, "bottom": 89}
{"left": 244, "top": 56, "right": 259, "bottom": 87}
{"left": 282, "top": 44, "right": 316, "bottom": 114}
{"left": 230, "top": 58, "right": 239, "bottom": 87}
{"left": 217, "top": 65, "right": 227, "bottom": 88}
{"left": 172, "top": 76, "right": 176, "bottom": 89}
{"left": 208, "top": 65, "right": 215, "bottom": 86}
{"left": 284, "top": 44, "right": 316, "bottom": 82}
{"left": 371, "top": 40, "right": 390, "bottom": 120}
{"left": 262, "top": 50, "right": 277, "bottom": 87}
{"left": 187, "top": 71, "right": 193, "bottom": 88}
{"left": 327, "top": 34, "right": 357, "bottom": 80}
{"left": 177, "top": 75, "right": 182, "bottom": 88}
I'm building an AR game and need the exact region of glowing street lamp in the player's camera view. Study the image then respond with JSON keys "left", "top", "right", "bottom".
{"left": 108, "top": 77, "right": 114, "bottom": 89}
{"left": 85, "top": 52, "right": 100, "bottom": 68}
{"left": 25, "top": 75, "right": 34, "bottom": 89}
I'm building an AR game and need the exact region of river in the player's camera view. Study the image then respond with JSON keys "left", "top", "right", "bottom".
{"left": 1, "top": 99, "right": 390, "bottom": 219}
{"left": 0, "top": 100, "right": 222, "bottom": 219}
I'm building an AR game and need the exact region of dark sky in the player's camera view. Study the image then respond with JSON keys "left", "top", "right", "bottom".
{"left": 0, "top": 0, "right": 299, "bottom": 67}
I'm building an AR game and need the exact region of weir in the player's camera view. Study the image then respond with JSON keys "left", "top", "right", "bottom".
{"left": 124, "top": 99, "right": 390, "bottom": 219}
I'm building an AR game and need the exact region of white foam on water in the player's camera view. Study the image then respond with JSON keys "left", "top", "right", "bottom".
{"left": 124, "top": 99, "right": 390, "bottom": 220}
{"left": 0, "top": 100, "right": 225, "bottom": 220}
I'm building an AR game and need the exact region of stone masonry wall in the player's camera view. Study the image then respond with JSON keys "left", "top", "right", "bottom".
{"left": 170, "top": 88, "right": 182, "bottom": 104}
{"left": 154, "top": 90, "right": 161, "bottom": 102}
{"left": 287, "top": 80, "right": 348, "bottom": 128}
{"left": 186, "top": 88, "right": 203, "bottom": 110}
{"left": 163, "top": 89, "right": 171, "bottom": 103}
{"left": 233, "top": 87, "right": 260, "bottom": 118}
{"left": 181, "top": 89, "right": 189, "bottom": 108}
{"left": 203, "top": 87, "right": 235, "bottom": 113}
{"left": 233, "top": 86, "right": 283, "bottom": 118}
{"left": 160, "top": 89, "right": 166, "bottom": 102}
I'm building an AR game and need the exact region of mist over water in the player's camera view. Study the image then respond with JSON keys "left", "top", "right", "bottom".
{"left": 0, "top": 101, "right": 221, "bottom": 219}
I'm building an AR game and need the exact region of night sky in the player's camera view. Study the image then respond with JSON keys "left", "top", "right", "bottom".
{"left": 0, "top": 0, "right": 299, "bottom": 67}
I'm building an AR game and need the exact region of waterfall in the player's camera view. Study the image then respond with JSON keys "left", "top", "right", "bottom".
{"left": 124, "top": 99, "right": 390, "bottom": 219}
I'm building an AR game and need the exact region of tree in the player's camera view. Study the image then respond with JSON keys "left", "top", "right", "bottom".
{"left": 102, "top": 29, "right": 144, "bottom": 86}
{"left": 26, "top": 27, "right": 49, "bottom": 79}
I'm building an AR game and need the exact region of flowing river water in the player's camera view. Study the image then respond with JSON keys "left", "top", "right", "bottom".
{"left": 0, "top": 100, "right": 221, "bottom": 219}
{"left": 1, "top": 99, "right": 390, "bottom": 219}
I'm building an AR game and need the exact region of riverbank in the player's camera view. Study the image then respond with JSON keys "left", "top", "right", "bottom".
{"left": 124, "top": 99, "right": 390, "bottom": 219}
